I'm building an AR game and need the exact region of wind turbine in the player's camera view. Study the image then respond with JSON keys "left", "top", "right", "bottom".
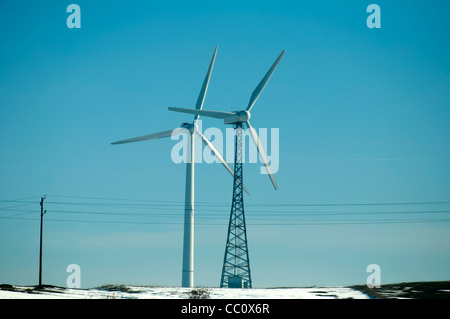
{"left": 169, "top": 50, "right": 285, "bottom": 288}
{"left": 111, "top": 46, "right": 247, "bottom": 288}
{"left": 169, "top": 50, "right": 285, "bottom": 190}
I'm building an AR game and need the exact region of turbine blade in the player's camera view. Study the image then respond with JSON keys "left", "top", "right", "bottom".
{"left": 169, "top": 107, "right": 234, "bottom": 119}
{"left": 245, "top": 121, "right": 278, "bottom": 190}
{"left": 195, "top": 129, "right": 250, "bottom": 195}
{"left": 246, "top": 50, "right": 285, "bottom": 112}
{"left": 111, "top": 127, "right": 186, "bottom": 145}
{"left": 195, "top": 46, "right": 218, "bottom": 121}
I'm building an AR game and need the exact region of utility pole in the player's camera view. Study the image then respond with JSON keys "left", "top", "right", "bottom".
{"left": 39, "top": 196, "right": 46, "bottom": 287}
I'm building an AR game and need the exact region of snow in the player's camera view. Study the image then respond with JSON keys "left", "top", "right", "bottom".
{"left": 0, "top": 285, "right": 369, "bottom": 299}
{"left": 439, "top": 289, "right": 450, "bottom": 293}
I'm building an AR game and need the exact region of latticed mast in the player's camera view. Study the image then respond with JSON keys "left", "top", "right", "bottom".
{"left": 220, "top": 123, "right": 252, "bottom": 288}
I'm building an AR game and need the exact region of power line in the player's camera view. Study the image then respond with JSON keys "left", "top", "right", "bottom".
{"left": 2, "top": 215, "right": 450, "bottom": 226}
{"left": 1, "top": 195, "right": 450, "bottom": 227}
{"left": 3, "top": 196, "right": 450, "bottom": 208}
{"left": 0, "top": 195, "right": 41, "bottom": 203}
{"left": 2, "top": 207, "right": 450, "bottom": 217}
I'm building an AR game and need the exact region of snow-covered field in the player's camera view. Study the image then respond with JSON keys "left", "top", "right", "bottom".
{"left": 0, "top": 285, "right": 369, "bottom": 299}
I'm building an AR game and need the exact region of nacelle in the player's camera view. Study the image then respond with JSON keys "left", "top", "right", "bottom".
{"left": 224, "top": 110, "right": 251, "bottom": 124}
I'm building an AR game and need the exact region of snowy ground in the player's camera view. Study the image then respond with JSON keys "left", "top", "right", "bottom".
{"left": 0, "top": 285, "right": 369, "bottom": 299}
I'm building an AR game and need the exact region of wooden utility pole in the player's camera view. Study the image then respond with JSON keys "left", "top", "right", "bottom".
{"left": 39, "top": 196, "right": 46, "bottom": 287}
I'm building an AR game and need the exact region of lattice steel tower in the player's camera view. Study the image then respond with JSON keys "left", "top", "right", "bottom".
{"left": 220, "top": 123, "right": 252, "bottom": 288}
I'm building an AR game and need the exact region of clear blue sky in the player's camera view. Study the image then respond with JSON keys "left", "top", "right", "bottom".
{"left": 1, "top": 0, "right": 449, "bottom": 288}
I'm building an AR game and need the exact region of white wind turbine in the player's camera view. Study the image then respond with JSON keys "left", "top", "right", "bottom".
{"left": 111, "top": 46, "right": 248, "bottom": 288}
{"left": 169, "top": 50, "right": 286, "bottom": 190}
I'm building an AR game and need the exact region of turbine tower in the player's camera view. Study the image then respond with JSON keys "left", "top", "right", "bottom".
{"left": 169, "top": 50, "right": 285, "bottom": 288}
{"left": 220, "top": 122, "right": 252, "bottom": 288}
{"left": 111, "top": 47, "right": 247, "bottom": 288}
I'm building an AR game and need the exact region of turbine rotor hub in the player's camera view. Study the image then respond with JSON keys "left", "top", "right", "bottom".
{"left": 224, "top": 110, "right": 251, "bottom": 124}
{"left": 238, "top": 110, "right": 251, "bottom": 122}
{"left": 180, "top": 122, "right": 195, "bottom": 133}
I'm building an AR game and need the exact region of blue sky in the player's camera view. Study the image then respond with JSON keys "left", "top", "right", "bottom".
{"left": 1, "top": 0, "right": 449, "bottom": 288}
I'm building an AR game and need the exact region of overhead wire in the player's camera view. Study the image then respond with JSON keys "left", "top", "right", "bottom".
{"left": 1, "top": 195, "right": 450, "bottom": 226}
{"left": 2, "top": 215, "right": 450, "bottom": 226}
